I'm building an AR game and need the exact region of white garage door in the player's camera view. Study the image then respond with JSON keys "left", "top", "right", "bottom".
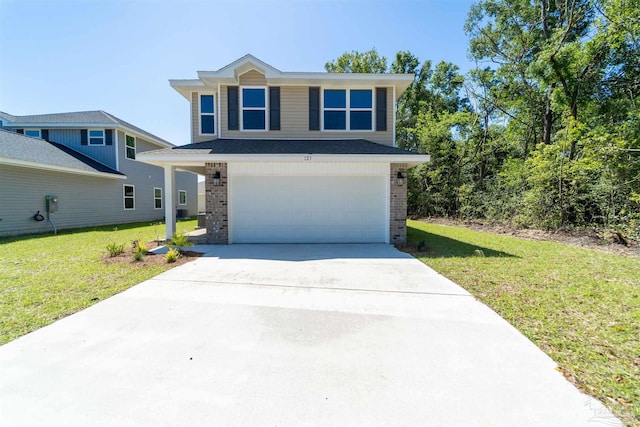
{"left": 230, "top": 174, "right": 387, "bottom": 243}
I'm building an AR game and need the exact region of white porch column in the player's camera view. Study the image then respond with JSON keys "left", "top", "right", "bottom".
{"left": 164, "top": 164, "right": 176, "bottom": 239}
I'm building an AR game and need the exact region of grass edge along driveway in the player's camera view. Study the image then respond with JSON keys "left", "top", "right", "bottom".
{"left": 0, "top": 220, "right": 196, "bottom": 346}
{"left": 406, "top": 219, "right": 639, "bottom": 427}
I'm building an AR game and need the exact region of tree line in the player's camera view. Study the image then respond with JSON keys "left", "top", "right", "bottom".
{"left": 326, "top": 0, "right": 639, "bottom": 239}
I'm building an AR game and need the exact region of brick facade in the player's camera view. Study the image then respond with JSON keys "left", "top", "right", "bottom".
{"left": 390, "top": 163, "right": 408, "bottom": 244}
{"left": 204, "top": 162, "right": 228, "bottom": 244}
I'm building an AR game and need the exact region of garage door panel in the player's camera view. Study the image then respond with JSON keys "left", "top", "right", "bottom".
{"left": 231, "top": 175, "right": 387, "bottom": 243}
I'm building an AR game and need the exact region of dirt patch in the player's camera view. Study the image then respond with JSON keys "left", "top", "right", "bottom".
{"left": 102, "top": 241, "right": 203, "bottom": 267}
{"left": 419, "top": 217, "right": 640, "bottom": 258}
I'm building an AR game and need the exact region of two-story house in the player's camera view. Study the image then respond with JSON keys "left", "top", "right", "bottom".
{"left": 138, "top": 55, "right": 429, "bottom": 244}
{"left": 0, "top": 111, "right": 197, "bottom": 235}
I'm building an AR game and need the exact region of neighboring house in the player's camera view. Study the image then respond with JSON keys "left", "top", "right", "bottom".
{"left": 0, "top": 111, "right": 197, "bottom": 236}
{"left": 138, "top": 55, "right": 430, "bottom": 244}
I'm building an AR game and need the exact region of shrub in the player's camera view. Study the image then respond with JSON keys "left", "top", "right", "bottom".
{"left": 132, "top": 240, "right": 148, "bottom": 262}
{"left": 416, "top": 240, "right": 427, "bottom": 252}
{"left": 165, "top": 248, "right": 180, "bottom": 263}
{"left": 169, "top": 232, "right": 193, "bottom": 253}
{"left": 106, "top": 241, "right": 125, "bottom": 257}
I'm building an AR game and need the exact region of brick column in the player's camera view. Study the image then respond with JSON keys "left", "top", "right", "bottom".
{"left": 390, "top": 163, "right": 408, "bottom": 244}
{"left": 204, "top": 162, "right": 228, "bottom": 244}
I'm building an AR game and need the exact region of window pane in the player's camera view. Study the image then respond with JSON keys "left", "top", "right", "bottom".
{"left": 126, "top": 147, "right": 136, "bottom": 159}
{"left": 89, "top": 130, "right": 103, "bottom": 137}
{"left": 324, "top": 90, "right": 346, "bottom": 108}
{"left": 201, "top": 115, "right": 215, "bottom": 134}
{"left": 350, "top": 111, "right": 372, "bottom": 130}
{"left": 155, "top": 188, "right": 162, "bottom": 198}
{"left": 126, "top": 135, "right": 135, "bottom": 147}
{"left": 25, "top": 130, "right": 40, "bottom": 137}
{"left": 324, "top": 111, "right": 346, "bottom": 130}
{"left": 242, "top": 88, "right": 265, "bottom": 108}
{"left": 155, "top": 199, "right": 162, "bottom": 209}
{"left": 200, "top": 95, "right": 214, "bottom": 113}
{"left": 179, "top": 191, "right": 186, "bottom": 204}
{"left": 124, "top": 198, "right": 134, "bottom": 209}
{"left": 124, "top": 186, "right": 134, "bottom": 197}
{"left": 350, "top": 90, "right": 372, "bottom": 108}
{"left": 89, "top": 138, "right": 103, "bottom": 145}
{"left": 243, "top": 110, "right": 266, "bottom": 130}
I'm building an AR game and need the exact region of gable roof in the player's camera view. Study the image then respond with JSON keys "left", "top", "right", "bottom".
{"left": 0, "top": 110, "right": 173, "bottom": 148}
{"left": 0, "top": 129, "right": 125, "bottom": 179}
{"left": 170, "top": 54, "right": 415, "bottom": 101}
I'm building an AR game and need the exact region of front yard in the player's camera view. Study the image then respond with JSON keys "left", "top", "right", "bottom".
{"left": 1, "top": 218, "right": 638, "bottom": 425}
{"left": 0, "top": 220, "right": 196, "bottom": 345}
{"left": 406, "top": 220, "right": 640, "bottom": 427}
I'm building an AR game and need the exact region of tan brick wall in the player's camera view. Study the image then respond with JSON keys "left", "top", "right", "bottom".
{"left": 204, "top": 162, "right": 228, "bottom": 244}
{"left": 390, "top": 163, "right": 408, "bottom": 244}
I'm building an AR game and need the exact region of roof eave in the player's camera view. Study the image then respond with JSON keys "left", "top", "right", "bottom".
{"left": 0, "top": 157, "right": 127, "bottom": 179}
{"left": 137, "top": 152, "right": 430, "bottom": 168}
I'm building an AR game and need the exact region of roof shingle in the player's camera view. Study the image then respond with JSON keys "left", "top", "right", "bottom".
{"left": 0, "top": 129, "right": 123, "bottom": 176}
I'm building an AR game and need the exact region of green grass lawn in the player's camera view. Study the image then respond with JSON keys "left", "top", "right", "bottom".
{"left": 407, "top": 219, "right": 640, "bottom": 426}
{"left": 0, "top": 219, "right": 197, "bottom": 346}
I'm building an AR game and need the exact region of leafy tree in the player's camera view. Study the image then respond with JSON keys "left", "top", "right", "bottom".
{"left": 325, "top": 48, "right": 388, "bottom": 73}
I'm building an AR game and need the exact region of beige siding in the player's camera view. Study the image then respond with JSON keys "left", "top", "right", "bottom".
{"left": 239, "top": 70, "right": 267, "bottom": 86}
{"left": 191, "top": 92, "right": 216, "bottom": 144}
{"left": 219, "top": 85, "right": 394, "bottom": 145}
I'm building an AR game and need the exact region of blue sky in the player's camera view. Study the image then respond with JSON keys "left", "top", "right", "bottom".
{"left": 0, "top": 0, "right": 476, "bottom": 145}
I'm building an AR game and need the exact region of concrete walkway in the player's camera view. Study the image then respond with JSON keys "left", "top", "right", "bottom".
{"left": 0, "top": 244, "right": 620, "bottom": 426}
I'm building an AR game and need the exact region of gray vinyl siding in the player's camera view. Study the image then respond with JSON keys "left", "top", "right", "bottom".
{"left": 47, "top": 128, "right": 118, "bottom": 170}
{"left": 0, "top": 164, "right": 148, "bottom": 236}
{"left": 0, "top": 131, "right": 198, "bottom": 236}
{"left": 117, "top": 131, "right": 198, "bottom": 218}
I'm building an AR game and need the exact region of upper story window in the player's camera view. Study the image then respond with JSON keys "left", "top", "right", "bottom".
{"left": 89, "top": 129, "right": 105, "bottom": 145}
{"left": 323, "top": 89, "right": 373, "bottom": 131}
{"left": 24, "top": 129, "right": 41, "bottom": 138}
{"left": 125, "top": 135, "right": 136, "bottom": 159}
{"left": 200, "top": 94, "right": 215, "bottom": 134}
{"left": 241, "top": 87, "right": 266, "bottom": 130}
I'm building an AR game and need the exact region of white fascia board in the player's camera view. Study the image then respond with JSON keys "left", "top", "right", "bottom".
{"left": 136, "top": 152, "right": 430, "bottom": 168}
{"left": 170, "top": 79, "right": 206, "bottom": 100}
{"left": 0, "top": 158, "right": 127, "bottom": 179}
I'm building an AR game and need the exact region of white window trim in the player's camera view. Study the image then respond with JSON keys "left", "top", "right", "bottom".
{"left": 199, "top": 93, "right": 216, "bottom": 136}
{"left": 178, "top": 190, "right": 187, "bottom": 205}
{"left": 154, "top": 187, "right": 163, "bottom": 210}
{"left": 125, "top": 134, "right": 136, "bottom": 160}
{"left": 240, "top": 86, "right": 268, "bottom": 132}
{"left": 321, "top": 88, "right": 375, "bottom": 132}
{"left": 123, "top": 184, "right": 135, "bottom": 210}
{"left": 88, "top": 129, "right": 105, "bottom": 146}
{"left": 24, "top": 129, "right": 41, "bottom": 138}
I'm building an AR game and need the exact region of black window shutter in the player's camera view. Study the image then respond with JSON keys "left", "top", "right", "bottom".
{"left": 41, "top": 129, "right": 49, "bottom": 141}
{"left": 81, "top": 129, "right": 88, "bottom": 145}
{"left": 376, "top": 88, "right": 387, "bottom": 131}
{"left": 105, "top": 129, "right": 113, "bottom": 145}
{"left": 309, "top": 87, "right": 320, "bottom": 131}
{"left": 16, "top": 129, "right": 24, "bottom": 134}
{"left": 228, "top": 86, "right": 239, "bottom": 130}
{"left": 269, "top": 87, "right": 280, "bottom": 131}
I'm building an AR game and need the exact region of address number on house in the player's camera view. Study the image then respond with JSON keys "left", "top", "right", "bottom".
{"left": 303, "top": 155, "right": 312, "bottom": 161}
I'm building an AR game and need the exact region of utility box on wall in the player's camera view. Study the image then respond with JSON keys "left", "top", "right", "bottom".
{"left": 45, "top": 195, "right": 58, "bottom": 213}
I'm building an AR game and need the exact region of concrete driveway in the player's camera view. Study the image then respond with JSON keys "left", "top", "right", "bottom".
{"left": 0, "top": 244, "right": 620, "bottom": 426}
